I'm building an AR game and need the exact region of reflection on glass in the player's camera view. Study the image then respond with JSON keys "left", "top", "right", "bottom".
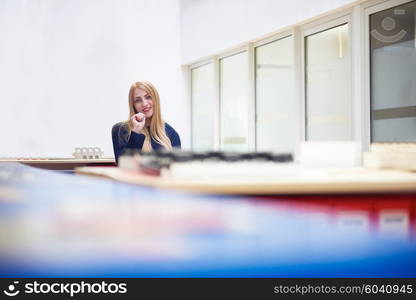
{"left": 256, "top": 36, "right": 295, "bottom": 152}
{"left": 370, "top": 1, "right": 416, "bottom": 142}
{"left": 305, "top": 24, "right": 351, "bottom": 140}
{"left": 191, "top": 64, "right": 215, "bottom": 151}
{"left": 220, "top": 51, "right": 249, "bottom": 151}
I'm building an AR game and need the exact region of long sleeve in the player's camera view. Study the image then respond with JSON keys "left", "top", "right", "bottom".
{"left": 112, "top": 123, "right": 145, "bottom": 164}
{"left": 126, "top": 131, "right": 146, "bottom": 150}
{"left": 170, "top": 129, "right": 181, "bottom": 149}
{"left": 165, "top": 123, "right": 181, "bottom": 149}
{"left": 112, "top": 122, "right": 181, "bottom": 164}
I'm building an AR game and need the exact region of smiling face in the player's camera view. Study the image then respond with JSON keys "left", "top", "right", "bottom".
{"left": 133, "top": 88, "right": 154, "bottom": 119}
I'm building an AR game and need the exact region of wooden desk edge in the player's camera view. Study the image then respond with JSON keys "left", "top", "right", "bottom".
{"left": 0, "top": 159, "right": 116, "bottom": 170}
{"left": 75, "top": 166, "right": 416, "bottom": 195}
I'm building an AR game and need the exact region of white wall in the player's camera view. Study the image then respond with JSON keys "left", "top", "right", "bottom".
{"left": 0, "top": 0, "right": 367, "bottom": 158}
{"left": 180, "top": 0, "right": 358, "bottom": 63}
{"left": 0, "top": 0, "right": 189, "bottom": 158}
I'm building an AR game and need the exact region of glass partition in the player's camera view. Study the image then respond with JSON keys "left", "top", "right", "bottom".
{"left": 255, "top": 36, "right": 295, "bottom": 152}
{"left": 220, "top": 51, "right": 249, "bottom": 151}
{"left": 305, "top": 23, "right": 352, "bottom": 141}
{"left": 191, "top": 63, "right": 215, "bottom": 151}
{"left": 370, "top": 0, "right": 416, "bottom": 142}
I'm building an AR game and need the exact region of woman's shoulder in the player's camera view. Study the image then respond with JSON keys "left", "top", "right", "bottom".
{"left": 112, "top": 121, "right": 129, "bottom": 131}
{"left": 164, "top": 122, "right": 178, "bottom": 135}
{"left": 164, "top": 122, "right": 181, "bottom": 147}
{"left": 112, "top": 120, "right": 129, "bottom": 134}
{"left": 112, "top": 121, "right": 130, "bottom": 145}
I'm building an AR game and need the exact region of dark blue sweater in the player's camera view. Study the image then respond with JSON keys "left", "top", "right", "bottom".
{"left": 111, "top": 122, "right": 181, "bottom": 163}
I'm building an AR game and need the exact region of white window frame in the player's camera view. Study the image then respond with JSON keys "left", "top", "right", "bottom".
{"left": 188, "top": 0, "right": 416, "bottom": 156}
{"left": 300, "top": 11, "right": 354, "bottom": 143}
{"left": 253, "top": 30, "right": 295, "bottom": 152}
{"left": 218, "top": 47, "right": 251, "bottom": 151}
{"left": 189, "top": 58, "right": 218, "bottom": 151}
{"left": 361, "top": 0, "right": 415, "bottom": 148}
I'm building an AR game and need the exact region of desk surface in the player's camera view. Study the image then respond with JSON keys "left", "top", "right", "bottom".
{"left": 0, "top": 158, "right": 115, "bottom": 170}
{"left": 76, "top": 165, "right": 416, "bottom": 195}
{"left": 1, "top": 163, "right": 416, "bottom": 277}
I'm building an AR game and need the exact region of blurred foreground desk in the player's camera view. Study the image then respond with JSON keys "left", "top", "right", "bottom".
{"left": 1, "top": 162, "right": 416, "bottom": 277}
{"left": 76, "top": 165, "right": 416, "bottom": 195}
{"left": 0, "top": 158, "right": 115, "bottom": 171}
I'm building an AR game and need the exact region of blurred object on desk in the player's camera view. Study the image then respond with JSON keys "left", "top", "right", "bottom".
{"left": 73, "top": 147, "right": 104, "bottom": 160}
{"left": 363, "top": 142, "right": 416, "bottom": 171}
{"left": 118, "top": 149, "right": 142, "bottom": 171}
{"left": 298, "top": 141, "right": 362, "bottom": 167}
{"left": 133, "top": 150, "right": 292, "bottom": 178}
{"left": 75, "top": 147, "right": 416, "bottom": 195}
{"left": 116, "top": 141, "right": 362, "bottom": 179}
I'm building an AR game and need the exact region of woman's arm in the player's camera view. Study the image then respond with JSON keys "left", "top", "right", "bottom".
{"left": 165, "top": 123, "right": 181, "bottom": 149}
{"left": 112, "top": 123, "right": 145, "bottom": 164}
{"left": 171, "top": 131, "right": 181, "bottom": 149}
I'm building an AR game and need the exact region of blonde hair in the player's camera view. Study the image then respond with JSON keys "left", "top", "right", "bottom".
{"left": 127, "top": 81, "right": 172, "bottom": 152}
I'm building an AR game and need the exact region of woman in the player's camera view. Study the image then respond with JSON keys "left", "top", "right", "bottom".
{"left": 112, "top": 81, "right": 181, "bottom": 163}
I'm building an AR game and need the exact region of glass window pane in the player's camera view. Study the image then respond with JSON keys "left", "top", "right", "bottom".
{"left": 370, "top": 1, "right": 416, "bottom": 142}
{"left": 191, "top": 63, "right": 215, "bottom": 151}
{"left": 256, "top": 36, "right": 295, "bottom": 152}
{"left": 305, "top": 23, "right": 352, "bottom": 140}
{"left": 220, "top": 51, "right": 249, "bottom": 151}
